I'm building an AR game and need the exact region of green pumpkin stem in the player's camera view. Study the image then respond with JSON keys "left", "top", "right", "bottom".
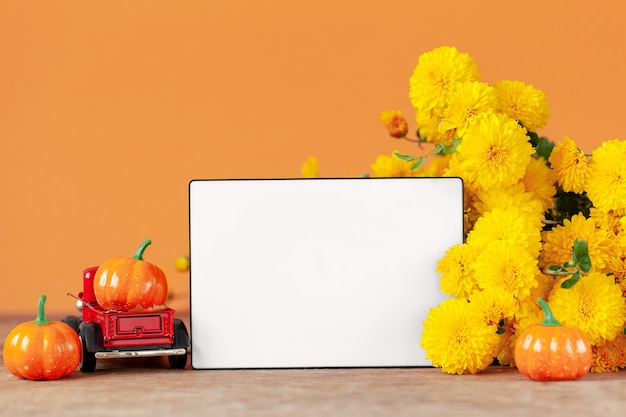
{"left": 133, "top": 239, "right": 152, "bottom": 261}
{"left": 538, "top": 298, "right": 562, "bottom": 327}
{"left": 34, "top": 294, "right": 51, "bottom": 326}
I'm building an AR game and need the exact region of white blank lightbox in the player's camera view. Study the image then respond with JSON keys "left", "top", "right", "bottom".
{"left": 189, "top": 177, "right": 463, "bottom": 369}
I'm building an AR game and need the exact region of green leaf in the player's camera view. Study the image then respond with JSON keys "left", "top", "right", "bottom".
{"left": 571, "top": 238, "right": 584, "bottom": 262}
{"left": 393, "top": 152, "right": 415, "bottom": 162}
{"left": 526, "top": 130, "right": 539, "bottom": 147}
{"left": 410, "top": 157, "right": 426, "bottom": 170}
{"left": 577, "top": 254, "right": 592, "bottom": 273}
{"left": 546, "top": 265, "right": 565, "bottom": 273}
{"left": 560, "top": 271, "right": 581, "bottom": 289}
{"left": 536, "top": 137, "right": 555, "bottom": 163}
{"left": 495, "top": 319, "right": 506, "bottom": 335}
{"left": 572, "top": 239, "right": 592, "bottom": 273}
{"left": 442, "top": 138, "right": 461, "bottom": 154}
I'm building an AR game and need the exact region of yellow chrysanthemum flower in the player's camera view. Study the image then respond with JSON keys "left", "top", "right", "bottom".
{"left": 469, "top": 287, "right": 517, "bottom": 327}
{"left": 533, "top": 271, "right": 558, "bottom": 304}
{"left": 611, "top": 266, "right": 626, "bottom": 298}
{"left": 454, "top": 113, "right": 534, "bottom": 191}
{"left": 521, "top": 157, "right": 557, "bottom": 213}
{"left": 443, "top": 155, "right": 484, "bottom": 233}
{"left": 379, "top": 110, "right": 409, "bottom": 139}
{"left": 421, "top": 298, "right": 500, "bottom": 375}
{"left": 591, "top": 334, "right": 626, "bottom": 373}
{"left": 541, "top": 213, "right": 614, "bottom": 273}
{"left": 444, "top": 153, "right": 479, "bottom": 195}
{"left": 496, "top": 304, "right": 545, "bottom": 368}
{"left": 620, "top": 217, "right": 626, "bottom": 237}
{"left": 587, "top": 139, "right": 626, "bottom": 214}
{"left": 548, "top": 135, "right": 589, "bottom": 194}
{"left": 439, "top": 81, "right": 496, "bottom": 138}
{"left": 466, "top": 206, "right": 543, "bottom": 258}
{"left": 416, "top": 111, "right": 449, "bottom": 144}
{"left": 513, "top": 303, "right": 545, "bottom": 335}
{"left": 420, "top": 153, "right": 452, "bottom": 177}
{"left": 408, "top": 46, "right": 481, "bottom": 118}
{"left": 549, "top": 271, "right": 626, "bottom": 344}
{"left": 495, "top": 320, "right": 516, "bottom": 367}
{"left": 607, "top": 255, "right": 626, "bottom": 290}
{"left": 370, "top": 151, "right": 418, "bottom": 177}
{"left": 514, "top": 271, "right": 556, "bottom": 320}
{"left": 492, "top": 80, "right": 549, "bottom": 132}
{"left": 590, "top": 208, "right": 624, "bottom": 237}
{"left": 437, "top": 243, "right": 480, "bottom": 298}
{"left": 606, "top": 236, "right": 626, "bottom": 293}
{"left": 605, "top": 232, "right": 626, "bottom": 294}
{"left": 472, "top": 183, "right": 545, "bottom": 228}
{"left": 472, "top": 239, "right": 539, "bottom": 302}
{"left": 301, "top": 157, "right": 319, "bottom": 178}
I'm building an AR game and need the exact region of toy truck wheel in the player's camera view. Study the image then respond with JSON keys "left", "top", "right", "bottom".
{"left": 62, "top": 315, "right": 81, "bottom": 333}
{"left": 79, "top": 334, "right": 97, "bottom": 372}
{"left": 168, "top": 319, "right": 190, "bottom": 369}
{"left": 168, "top": 353, "right": 187, "bottom": 369}
{"left": 78, "top": 322, "right": 99, "bottom": 372}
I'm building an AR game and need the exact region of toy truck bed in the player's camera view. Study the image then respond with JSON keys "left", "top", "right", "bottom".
{"left": 77, "top": 305, "right": 188, "bottom": 366}
{"left": 86, "top": 306, "right": 176, "bottom": 348}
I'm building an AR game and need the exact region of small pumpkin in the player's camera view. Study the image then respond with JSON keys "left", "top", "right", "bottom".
{"left": 94, "top": 239, "right": 168, "bottom": 311}
{"left": 514, "top": 298, "right": 592, "bottom": 381}
{"left": 3, "top": 295, "right": 80, "bottom": 380}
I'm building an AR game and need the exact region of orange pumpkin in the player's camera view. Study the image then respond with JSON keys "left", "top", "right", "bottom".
{"left": 3, "top": 295, "right": 80, "bottom": 380}
{"left": 94, "top": 239, "right": 168, "bottom": 311}
{"left": 514, "top": 298, "right": 592, "bottom": 381}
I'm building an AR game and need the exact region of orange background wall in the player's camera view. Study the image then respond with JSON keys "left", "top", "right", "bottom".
{"left": 1, "top": 1, "right": 625, "bottom": 315}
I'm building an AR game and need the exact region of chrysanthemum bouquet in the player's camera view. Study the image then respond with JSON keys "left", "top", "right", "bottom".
{"left": 304, "top": 45, "right": 626, "bottom": 374}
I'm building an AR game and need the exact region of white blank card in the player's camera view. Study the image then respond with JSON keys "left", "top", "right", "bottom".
{"left": 189, "top": 177, "right": 463, "bottom": 369}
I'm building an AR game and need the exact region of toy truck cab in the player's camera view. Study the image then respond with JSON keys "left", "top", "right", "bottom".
{"left": 63, "top": 266, "right": 190, "bottom": 372}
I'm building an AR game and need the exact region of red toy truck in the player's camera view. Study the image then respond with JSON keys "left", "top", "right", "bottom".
{"left": 63, "top": 266, "right": 190, "bottom": 372}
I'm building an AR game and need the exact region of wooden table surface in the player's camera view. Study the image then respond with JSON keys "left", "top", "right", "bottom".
{"left": 1, "top": 314, "right": 625, "bottom": 417}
